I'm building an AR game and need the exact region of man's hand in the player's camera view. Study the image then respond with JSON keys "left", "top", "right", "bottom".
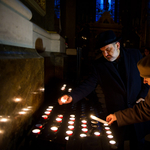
{"left": 58, "top": 95, "right": 73, "bottom": 105}
{"left": 106, "top": 114, "right": 117, "bottom": 125}
{"left": 136, "top": 98, "right": 145, "bottom": 103}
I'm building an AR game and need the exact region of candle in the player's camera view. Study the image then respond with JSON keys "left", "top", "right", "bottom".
{"left": 105, "top": 127, "right": 110, "bottom": 130}
{"left": 90, "top": 115, "right": 108, "bottom": 124}
{"left": 61, "top": 87, "right": 65, "bottom": 91}
{"left": 46, "top": 108, "right": 52, "bottom": 112}
{"left": 94, "top": 131, "right": 100, "bottom": 136}
{"left": 68, "top": 88, "right": 72, "bottom": 92}
{"left": 56, "top": 118, "right": 62, "bottom": 122}
{"left": 42, "top": 115, "right": 48, "bottom": 119}
{"left": 44, "top": 111, "right": 50, "bottom": 115}
{"left": 0, "top": 118, "right": 8, "bottom": 122}
{"left": 61, "top": 97, "right": 66, "bottom": 103}
{"left": 107, "top": 135, "right": 113, "bottom": 139}
{"left": 48, "top": 106, "right": 53, "bottom": 109}
{"left": 68, "top": 121, "right": 74, "bottom": 125}
{"left": 32, "top": 129, "right": 41, "bottom": 134}
{"left": 66, "top": 130, "right": 73, "bottom": 135}
{"left": 104, "top": 123, "right": 109, "bottom": 127}
{"left": 70, "top": 114, "right": 75, "bottom": 118}
{"left": 69, "top": 117, "right": 75, "bottom": 121}
{"left": 109, "top": 140, "right": 116, "bottom": 144}
{"left": 19, "top": 111, "right": 26, "bottom": 115}
{"left": 81, "top": 128, "right": 88, "bottom": 133}
{"left": 81, "top": 124, "right": 87, "bottom": 128}
{"left": 58, "top": 114, "right": 63, "bottom": 118}
{"left": 80, "top": 133, "right": 87, "bottom": 137}
{"left": 106, "top": 131, "right": 112, "bottom": 134}
{"left": 65, "top": 136, "right": 69, "bottom": 140}
{"left": 81, "top": 120, "right": 87, "bottom": 124}
{"left": 51, "top": 126, "right": 58, "bottom": 132}
{"left": 22, "top": 108, "right": 29, "bottom": 111}
{"left": 68, "top": 125, "right": 74, "bottom": 130}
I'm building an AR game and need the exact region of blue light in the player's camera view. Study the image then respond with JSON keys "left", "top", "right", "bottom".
{"left": 54, "top": 0, "right": 60, "bottom": 19}
{"left": 95, "top": 0, "right": 117, "bottom": 22}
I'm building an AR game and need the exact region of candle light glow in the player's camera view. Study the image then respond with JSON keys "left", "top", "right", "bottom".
{"left": 68, "top": 121, "right": 74, "bottom": 125}
{"left": 81, "top": 124, "right": 87, "bottom": 128}
{"left": 80, "top": 133, "right": 87, "bottom": 137}
{"left": 81, "top": 128, "right": 88, "bottom": 133}
{"left": 66, "top": 130, "right": 73, "bottom": 135}
{"left": 61, "top": 97, "right": 66, "bottom": 103}
{"left": 51, "top": 126, "right": 58, "bottom": 132}
{"left": 56, "top": 118, "right": 62, "bottom": 122}
{"left": 32, "top": 129, "right": 41, "bottom": 134}
{"left": 109, "top": 140, "right": 116, "bottom": 144}
{"left": 68, "top": 125, "right": 74, "bottom": 130}
{"left": 94, "top": 131, "right": 100, "bottom": 136}
{"left": 81, "top": 120, "right": 87, "bottom": 124}
{"left": 42, "top": 115, "right": 48, "bottom": 119}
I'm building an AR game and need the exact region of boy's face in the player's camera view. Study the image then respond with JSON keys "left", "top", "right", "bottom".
{"left": 143, "top": 78, "right": 150, "bottom": 85}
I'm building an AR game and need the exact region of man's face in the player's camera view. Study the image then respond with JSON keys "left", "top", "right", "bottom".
{"left": 100, "top": 42, "right": 120, "bottom": 62}
{"left": 143, "top": 78, "right": 150, "bottom": 86}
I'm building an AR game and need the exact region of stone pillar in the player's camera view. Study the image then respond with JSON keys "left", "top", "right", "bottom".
{"left": 146, "top": 0, "right": 150, "bottom": 47}
{"left": 65, "top": 0, "right": 76, "bottom": 48}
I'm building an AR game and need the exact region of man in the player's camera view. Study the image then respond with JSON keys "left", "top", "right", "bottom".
{"left": 106, "top": 54, "right": 150, "bottom": 126}
{"left": 58, "top": 30, "right": 149, "bottom": 149}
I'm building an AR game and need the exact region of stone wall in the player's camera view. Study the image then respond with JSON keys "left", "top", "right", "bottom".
{"left": 0, "top": 44, "right": 44, "bottom": 150}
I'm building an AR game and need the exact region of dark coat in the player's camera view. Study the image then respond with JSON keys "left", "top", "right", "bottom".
{"left": 70, "top": 47, "right": 149, "bottom": 140}
{"left": 115, "top": 88, "right": 150, "bottom": 126}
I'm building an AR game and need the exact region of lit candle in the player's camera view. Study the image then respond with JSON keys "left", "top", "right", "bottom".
{"left": 48, "top": 106, "right": 53, "bottom": 109}
{"left": 68, "top": 88, "right": 72, "bottom": 92}
{"left": 106, "top": 131, "right": 112, "bottom": 134}
{"left": 66, "top": 130, "right": 73, "bottom": 135}
{"left": 19, "top": 111, "right": 26, "bottom": 115}
{"left": 81, "top": 124, "right": 87, "bottom": 128}
{"left": 22, "top": 108, "right": 29, "bottom": 111}
{"left": 80, "top": 133, "right": 87, "bottom": 137}
{"left": 56, "top": 118, "right": 62, "bottom": 122}
{"left": 0, "top": 118, "right": 8, "bottom": 122}
{"left": 42, "top": 115, "right": 48, "bottom": 119}
{"left": 32, "top": 129, "right": 41, "bottom": 134}
{"left": 61, "top": 87, "right": 65, "bottom": 91}
{"left": 81, "top": 120, "right": 87, "bottom": 124}
{"left": 51, "top": 126, "right": 58, "bottom": 132}
{"left": 61, "top": 97, "right": 67, "bottom": 103}
{"left": 69, "top": 117, "right": 75, "bottom": 121}
{"left": 68, "top": 125, "right": 74, "bottom": 130}
{"left": 70, "top": 114, "right": 75, "bottom": 118}
{"left": 109, "top": 140, "right": 116, "bottom": 145}
{"left": 104, "top": 123, "right": 109, "bottom": 126}
{"left": 107, "top": 135, "right": 113, "bottom": 139}
{"left": 46, "top": 108, "right": 52, "bottom": 112}
{"left": 94, "top": 131, "right": 100, "bottom": 136}
{"left": 68, "top": 121, "right": 74, "bottom": 125}
{"left": 58, "top": 114, "right": 63, "bottom": 118}
{"left": 105, "top": 127, "right": 110, "bottom": 130}
{"left": 81, "top": 128, "right": 88, "bottom": 133}
{"left": 65, "top": 136, "right": 69, "bottom": 140}
{"left": 44, "top": 111, "right": 50, "bottom": 115}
